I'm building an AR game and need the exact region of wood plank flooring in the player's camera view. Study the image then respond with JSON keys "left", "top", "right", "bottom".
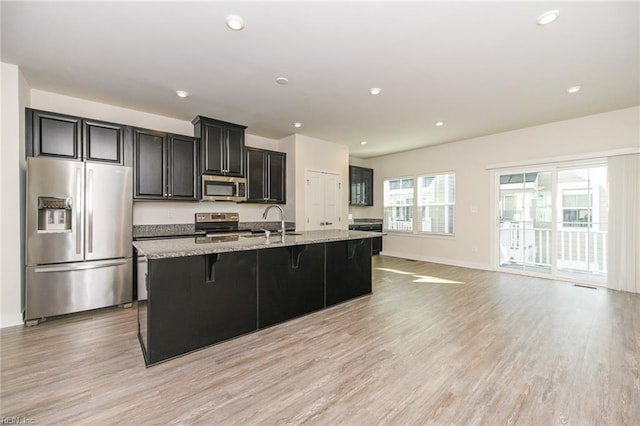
{"left": 1, "top": 256, "right": 639, "bottom": 425}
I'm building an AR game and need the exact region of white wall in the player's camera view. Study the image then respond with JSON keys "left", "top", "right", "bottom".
{"left": 30, "top": 90, "right": 193, "bottom": 135}
{"left": 363, "top": 106, "right": 640, "bottom": 270}
{"left": 1, "top": 63, "right": 30, "bottom": 327}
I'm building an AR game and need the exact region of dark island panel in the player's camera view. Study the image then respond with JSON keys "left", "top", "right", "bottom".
{"left": 258, "top": 244, "right": 325, "bottom": 328}
{"left": 145, "top": 251, "right": 257, "bottom": 365}
{"left": 326, "top": 239, "right": 373, "bottom": 307}
{"left": 138, "top": 237, "right": 374, "bottom": 366}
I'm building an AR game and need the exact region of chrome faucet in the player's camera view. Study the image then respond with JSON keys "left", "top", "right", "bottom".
{"left": 262, "top": 205, "right": 286, "bottom": 238}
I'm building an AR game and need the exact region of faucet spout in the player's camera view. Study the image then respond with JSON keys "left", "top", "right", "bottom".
{"left": 262, "top": 205, "right": 286, "bottom": 237}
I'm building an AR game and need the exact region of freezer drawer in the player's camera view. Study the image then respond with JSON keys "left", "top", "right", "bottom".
{"left": 25, "top": 258, "right": 132, "bottom": 321}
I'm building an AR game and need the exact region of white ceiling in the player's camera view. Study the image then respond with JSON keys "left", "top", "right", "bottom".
{"left": 1, "top": 1, "right": 638, "bottom": 158}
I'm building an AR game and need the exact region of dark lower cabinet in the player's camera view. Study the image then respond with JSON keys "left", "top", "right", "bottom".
{"left": 348, "top": 223, "right": 383, "bottom": 255}
{"left": 325, "top": 239, "right": 372, "bottom": 307}
{"left": 139, "top": 239, "right": 374, "bottom": 366}
{"left": 144, "top": 252, "right": 257, "bottom": 365}
{"left": 258, "top": 245, "right": 325, "bottom": 328}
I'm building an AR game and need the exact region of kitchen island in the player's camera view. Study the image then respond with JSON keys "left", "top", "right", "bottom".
{"left": 133, "top": 230, "right": 378, "bottom": 366}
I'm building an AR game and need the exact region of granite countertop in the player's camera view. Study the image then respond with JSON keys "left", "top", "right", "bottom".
{"left": 349, "top": 219, "right": 383, "bottom": 226}
{"left": 133, "top": 229, "right": 380, "bottom": 259}
{"left": 133, "top": 221, "right": 296, "bottom": 240}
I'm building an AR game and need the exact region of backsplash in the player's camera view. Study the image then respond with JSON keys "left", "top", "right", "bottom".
{"left": 133, "top": 201, "right": 278, "bottom": 225}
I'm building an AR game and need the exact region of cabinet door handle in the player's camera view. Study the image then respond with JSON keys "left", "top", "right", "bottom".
{"left": 326, "top": 222, "right": 333, "bottom": 226}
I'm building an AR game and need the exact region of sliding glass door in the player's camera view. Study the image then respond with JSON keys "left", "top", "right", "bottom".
{"left": 496, "top": 163, "right": 607, "bottom": 283}
{"left": 498, "top": 170, "right": 553, "bottom": 273}
{"left": 556, "top": 166, "right": 608, "bottom": 282}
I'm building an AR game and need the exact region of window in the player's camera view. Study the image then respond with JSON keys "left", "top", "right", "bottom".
{"left": 383, "top": 172, "right": 456, "bottom": 235}
{"left": 418, "top": 172, "right": 456, "bottom": 234}
{"left": 383, "top": 178, "right": 414, "bottom": 232}
{"left": 562, "top": 189, "right": 592, "bottom": 228}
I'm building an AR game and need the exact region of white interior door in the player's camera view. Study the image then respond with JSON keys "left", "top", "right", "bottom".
{"left": 306, "top": 171, "right": 324, "bottom": 231}
{"left": 305, "top": 170, "right": 342, "bottom": 231}
{"left": 323, "top": 173, "right": 341, "bottom": 229}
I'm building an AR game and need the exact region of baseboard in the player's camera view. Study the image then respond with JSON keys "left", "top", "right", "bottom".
{"left": 378, "top": 250, "right": 492, "bottom": 272}
{"left": 1, "top": 313, "right": 23, "bottom": 329}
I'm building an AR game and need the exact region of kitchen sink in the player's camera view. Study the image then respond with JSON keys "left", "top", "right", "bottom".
{"left": 241, "top": 232, "right": 302, "bottom": 238}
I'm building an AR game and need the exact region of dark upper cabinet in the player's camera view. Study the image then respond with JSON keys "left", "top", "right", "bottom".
{"left": 133, "top": 128, "right": 198, "bottom": 201}
{"left": 27, "top": 109, "right": 81, "bottom": 159}
{"left": 83, "top": 119, "right": 129, "bottom": 165}
{"left": 26, "top": 108, "right": 130, "bottom": 165}
{"left": 245, "top": 147, "right": 286, "bottom": 204}
{"left": 168, "top": 134, "right": 199, "bottom": 200}
{"left": 349, "top": 165, "right": 374, "bottom": 206}
{"left": 134, "top": 128, "right": 166, "bottom": 199}
{"left": 192, "top": 116, "right": 246, "bottom": 177}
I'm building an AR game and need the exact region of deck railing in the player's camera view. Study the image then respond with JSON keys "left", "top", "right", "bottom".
{"left": 500, "top": 222, "right": 607, "bottom": 274}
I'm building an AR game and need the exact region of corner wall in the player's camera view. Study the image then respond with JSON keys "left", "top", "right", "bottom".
{"left": 290, "top": 134, "right": 350, "bottom": 231}
{"left": 1, "top": 63, "right": 30, "bottom": 327}
{"left": 364, "top": 106, "right": 640, "bottom": 269}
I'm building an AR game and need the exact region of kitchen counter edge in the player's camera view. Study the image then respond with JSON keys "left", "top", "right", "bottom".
{"left": 133, "top": 230, "right": 381, "bottom": 259}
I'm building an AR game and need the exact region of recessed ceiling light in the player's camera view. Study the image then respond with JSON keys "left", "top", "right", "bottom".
{"left": 435, "top": 121, "right": 444, "bottom": 127}
{"left": 360, "top": 141, "right": 367, "bottom": 145}
{"left": 175, "top": 90, "right": 189, "bottom": 98}
{"left": 369, "top": 87, "right": 382, "bottom": 95}
{"left": 567, "top": 85, "right": 581, "bottom": 94}
{"left": 293, "top": 122, "right": 302, "bottom": 128}
{"left": 275, "top": 77, "right": 289, "bottom": 85}
{"left": 537, "top": 10, "right": 559, "bottom": 25}
{"left": 225, "top": 15, "right": 244, "bottom": 31}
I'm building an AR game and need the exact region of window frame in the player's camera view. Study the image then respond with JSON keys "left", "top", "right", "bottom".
{"left": 383, "top": 171, "right": 456, "bottom": 237}
{"left": 417, "top": 171, "right": 456, "bottom": 236}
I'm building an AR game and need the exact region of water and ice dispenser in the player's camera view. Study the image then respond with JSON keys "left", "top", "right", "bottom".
{"left": 37, "top": 196, "right": 72, "bottom": 232}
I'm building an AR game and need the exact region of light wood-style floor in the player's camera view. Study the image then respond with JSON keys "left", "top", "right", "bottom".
{"left": 2, "top": 256, "right": 639, "bottom": 425}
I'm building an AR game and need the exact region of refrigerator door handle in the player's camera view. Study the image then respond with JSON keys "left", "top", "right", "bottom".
{"left": 76, "top": 167, "right": 83, "bottom": 254}
{"left": 87, "top": 168, "right": 94, "bottom": 253}
{"left": 34, "top": 259, "right": 128, "bottom": 273}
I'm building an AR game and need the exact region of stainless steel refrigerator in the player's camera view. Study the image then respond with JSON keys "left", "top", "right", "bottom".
{"left": 25, "top": 156, "right": 132, "bottom": 324}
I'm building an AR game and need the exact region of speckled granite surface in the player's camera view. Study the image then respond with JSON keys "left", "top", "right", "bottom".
{"left": 352, "top": 218, "right": 383, "bottom": 226}
{"left": 133, "top": 229, "right": 379, "bottom": 259}
{"left": 133, "top": 224, "right": 200, "bottom": 239}
{"left": 133, "top": 221, "right": 295, "bottom": 239}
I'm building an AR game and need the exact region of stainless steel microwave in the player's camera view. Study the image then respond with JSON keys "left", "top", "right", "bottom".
{"left": 201, "top": 175, "right": 247, "bottom": 202}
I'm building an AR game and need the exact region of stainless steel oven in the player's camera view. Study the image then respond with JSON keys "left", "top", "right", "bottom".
{"left": 201, "top": 175, "right": 247, "bottom": 202}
